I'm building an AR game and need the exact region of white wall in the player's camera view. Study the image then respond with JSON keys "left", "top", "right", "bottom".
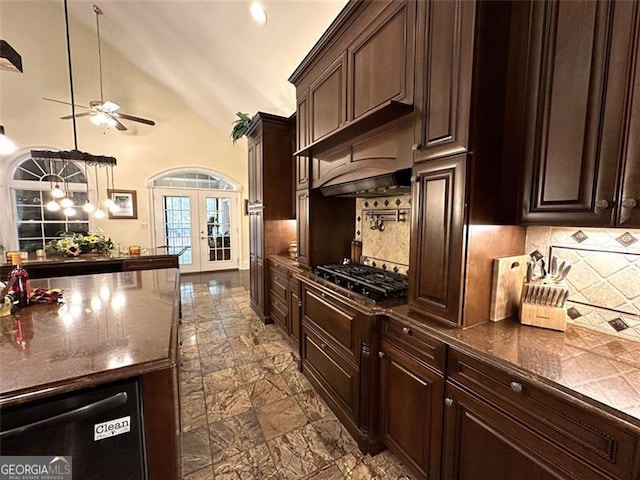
{"left": 0, "top": 1, "right": 249, "bottom": 265}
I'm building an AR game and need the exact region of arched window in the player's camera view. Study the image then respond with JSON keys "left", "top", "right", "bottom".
{"left": 11, "top": 156, "right": 90, "bottom": 252}
{"left": 153, "top": 171, "right": 236, "bottom": 190}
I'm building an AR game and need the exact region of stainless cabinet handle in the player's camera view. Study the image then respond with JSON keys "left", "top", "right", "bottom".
{"left": 510, "top": 381, "right": 523, "bottom": 393}
{"left": 298, "top": 301, "right": 302, "bottom": 308}
{"left": 444, "top": 398, "right": 454, "bottom": 407}
{"left": 595, "top": 199, "right": 611, "bottom": 210}
{"left": 378, "top": 351, "right": 385, "bottom": 358}
{"left": 412, "top": 143, "right": 422, "bottom": 151}
{"left": 320, "top": 343, "right": 327, "bottom": 349}
{"left": 401, "top": 327, "right": 412, "bottom": 335}
{"left": 321, "top": 292, "right": 326, "bottom": 298}
{"left": 622, "top": 198, "right": 638, "bottom": 209}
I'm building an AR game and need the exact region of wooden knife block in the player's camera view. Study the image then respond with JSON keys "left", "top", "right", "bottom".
{"left": 520, "top": 303, "right": 567, "bottom": 331}
{"left": 519, "top": 281, "right": 568, "bottom": 332}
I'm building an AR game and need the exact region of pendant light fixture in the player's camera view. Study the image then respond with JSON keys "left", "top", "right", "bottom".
{"left": 31, "top": 0, "right": 118, "bottom": 220}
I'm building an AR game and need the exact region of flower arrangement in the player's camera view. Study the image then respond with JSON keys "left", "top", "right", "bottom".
{"left": 46, "top": 229, "right": 114, "bottom": 257}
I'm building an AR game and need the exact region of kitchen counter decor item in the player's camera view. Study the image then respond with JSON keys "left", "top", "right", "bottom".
{"left": 45, "top": 229, "right": 114, "bottom": 257}
{"left": 520, "top": 254, "right": 572, "bottom": 331}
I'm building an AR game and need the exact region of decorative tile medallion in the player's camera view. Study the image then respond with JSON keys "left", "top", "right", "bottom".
{"left": 608, "top": 318, "right": 630, "bottom": 332}
{"left": 567, "top": 307, "right": 582, "bottom": 319}
{"left": 616, "top": 232, "right": 638, "bottom": 248}
{"left": 571, "top": 230, "right": 589, "bottom": 243}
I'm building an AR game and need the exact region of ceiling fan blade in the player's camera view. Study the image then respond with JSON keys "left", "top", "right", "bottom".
{"left": 43, "top": 97, "right": 89, "bottom": 109}
{"left": 109, "top": 115, "right": 128, "bottom": 131}
{"left": 115, "top": 112, "right": 156, "bottom": 126}
{"left": 60, "top": 112, "right": 93, "bottom": 120}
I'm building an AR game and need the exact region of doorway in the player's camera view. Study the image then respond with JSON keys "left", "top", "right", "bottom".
{"left": 150, "top": 170, "right": 240, "bottom": 273}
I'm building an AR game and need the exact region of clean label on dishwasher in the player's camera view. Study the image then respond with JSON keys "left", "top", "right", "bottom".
{"left": 94, "top": 416, "right": 131, "bottom": 441}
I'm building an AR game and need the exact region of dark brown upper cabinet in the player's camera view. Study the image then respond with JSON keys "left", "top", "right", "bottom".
{"left": 247, "top": 113, "right": 295, "bottom": 322}
{"left": 310, "top": 55, "right": 347, "bottom": 144}
{"left": 413, "top": 0, "right": 475, "bottom": 162}
{"left": 289, "top": 0, "right": 416, "bottom": 161}
{"left": 409, "top": 155, "right": 466, "bottom": 325}
{"left": 508, "top": 0, "right": 640, "bottom": 226}
{"left": 296, "top": 93, "right": 310, "bottom": 190}
{"left": 348, "top": 0, "right": 415, "bottom": 120}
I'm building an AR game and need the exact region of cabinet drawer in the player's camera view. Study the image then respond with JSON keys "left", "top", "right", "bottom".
{"left": 303, "top": 286, "right": 357, "bottom": 364}
{"left": 270, "top": 293, "right": 287, "bottom": 331}
{"left": 122, "top": 257, "right": 178, "bottom": 271}
{"left": 270, "top": 261, "right": 289, "bottom": 284}
{"left": 270, "top": 291, "right": 288, "bottom": 319}
{"left": 303, "top": 326, "right": 357, "bottom": 416}
{"left": 270, "top": 277, "right": 287, "bottom": 301}
{"left": 383, "top": 317, "right": 446, "bottom": 374}
{"left": 447, "top": 348, "right": 639, "bottom": 479}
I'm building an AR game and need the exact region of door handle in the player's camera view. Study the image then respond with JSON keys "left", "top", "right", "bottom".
{"left": 622, "top": 198, "right": 638, "bottom": 209}
{"left": 0, "top": 392, "right": 128, "bottom": 439}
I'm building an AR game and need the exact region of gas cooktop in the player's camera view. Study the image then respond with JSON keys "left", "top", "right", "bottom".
{"left": 314, "top": 264, "right": 408, "bottom": 302}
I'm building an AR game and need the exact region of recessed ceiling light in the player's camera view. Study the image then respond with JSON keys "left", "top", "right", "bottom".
{"left": 250, "top": 3, "right": 267, "bottom": 25}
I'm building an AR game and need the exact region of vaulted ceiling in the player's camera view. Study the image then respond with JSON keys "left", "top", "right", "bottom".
{"left": 67, "top": 0, "right": 347, "bottom": 134}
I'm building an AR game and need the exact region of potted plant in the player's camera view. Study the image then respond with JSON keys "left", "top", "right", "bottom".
{"left": 230, "top": 112, "right": 252, "bottom": 143}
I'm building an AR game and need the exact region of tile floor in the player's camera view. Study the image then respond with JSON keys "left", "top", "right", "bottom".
{"left": 178, "top": 270, "right": 416, "bottom": 480}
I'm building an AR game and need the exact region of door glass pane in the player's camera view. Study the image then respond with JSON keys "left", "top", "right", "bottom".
{"left": 205, "top": 197, "right": 232, "bottom": 263}
{"left": 163, "top": 196, "right": 192, "bottom": 264}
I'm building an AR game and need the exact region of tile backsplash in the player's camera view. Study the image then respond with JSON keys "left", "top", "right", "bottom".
{"left": 526, "top": 226, "right": 640, "bottom": 341}
{"left": 355, "top": 195, "right": 411, "bottom": 275}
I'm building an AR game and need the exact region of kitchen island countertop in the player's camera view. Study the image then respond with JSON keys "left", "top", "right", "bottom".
{"left": 0, "top": 268, "right": 180, "bottom": 407}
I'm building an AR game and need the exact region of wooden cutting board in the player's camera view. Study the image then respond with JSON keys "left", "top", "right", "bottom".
{"left": 489, "top": 254, "right": 529, "bottom": 321}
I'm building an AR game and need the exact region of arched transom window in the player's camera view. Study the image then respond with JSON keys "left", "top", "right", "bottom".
{"left": 153, "top": 171, "right": 236, "bottom": 190}
{"left": 11, "top": 157, "right": 89, "bottom": 252}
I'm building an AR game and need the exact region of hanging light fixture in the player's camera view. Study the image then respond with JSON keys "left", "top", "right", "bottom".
{"left": 31, "top": 0, "right": 117, "bottom": 221}
{"left": 82, "top": 162, "right": 95, "bottom": 212}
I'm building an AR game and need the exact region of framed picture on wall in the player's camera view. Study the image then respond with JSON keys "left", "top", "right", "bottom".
{"left": 108, "top": 189, "right": 138, "bottom": 219}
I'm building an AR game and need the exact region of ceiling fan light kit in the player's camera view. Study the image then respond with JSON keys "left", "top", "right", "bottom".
{"left": 44, "top": 4, "right": 156, "bottom": 133}
{"left": 35, "top": 0, "right": 125, "bottom": 220}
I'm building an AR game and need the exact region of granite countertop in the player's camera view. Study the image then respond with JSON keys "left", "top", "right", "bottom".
{"left": 0, "top": 252, "right": 178, "bottom": 267}
{"left": 388, "top": 305, "right": 640, "bottom": 429}
{"left": 291, "top": 269, "right": 640, "bottom": 429}
{"left": 268, "top": 254, "right": 302, "bottom": 270}
{"left": 0, "top": 268, "right": 180, "bottom": 407}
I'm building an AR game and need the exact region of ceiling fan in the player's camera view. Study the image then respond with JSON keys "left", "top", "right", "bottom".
{"left": 44, "top": 4, "right": 155, "bottom": 131}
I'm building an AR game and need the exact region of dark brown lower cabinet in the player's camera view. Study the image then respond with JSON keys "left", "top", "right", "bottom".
{"left": 445, "top": 348, "right": 640, "bottom": 480}
{"left": 288, "top": 276, "right": 301, "bottom": 343}
{"left": 443, "top": 383, "right": 567, "bottom": 480}
{"left": 379, "top": 341, "right": 443, "bottom": 480}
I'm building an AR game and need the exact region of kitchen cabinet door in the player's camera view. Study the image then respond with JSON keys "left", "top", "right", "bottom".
{"left": 310, "top": 55, "right": 347, "bottom": 143}
{"left": 347, "top": 0, "right": 415, "bottom": 120}
{"left": 409, "top": 154, "right": 466, "bottom": 325}
{"left": 296, "top": 93, "right": 310, "bottom": 190}
{"left": 442, "top": 384, "right": 569, "bottom": 480}
{"left": 248, "top": 137, "right": 264, "bottom": 206}
{"left": 414, "top": 0, "right": 474, "bottom": 162}
{"left": 379, "top": 341, "right": 444, "bottom": 480}
{"left": 515, "top": 0, "right": 636, "bottom": 225}
{"left": 288, "top": 277, "right": 301, "bottom": 342}
{"left": 296, "top": 190, "right": 310, "bottom": 267}
{"left": 619, "top": 5, "right": 640, "bottom": 227}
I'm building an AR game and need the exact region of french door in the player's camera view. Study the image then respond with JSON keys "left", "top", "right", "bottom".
{"left": 153, "top": 189, "right": 239, "bottom": 273}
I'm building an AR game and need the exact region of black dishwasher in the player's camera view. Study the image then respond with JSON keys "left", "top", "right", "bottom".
{"left": 0, "top": 378, "right": 146, "bottom": 480}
